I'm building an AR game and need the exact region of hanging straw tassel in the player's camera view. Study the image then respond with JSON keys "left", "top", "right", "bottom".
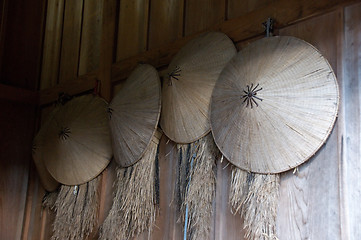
{"left": 177, "top": 133, "right": 217, "bottom": 240}
{"left": 230, "top": 169, "right": 280, "bottom": 240}
{"left": 50, "top": 176, "right": 100, "bottom": 240}
{"left": 100, "top": 129, "right": 161, "bottom": 240}
{"left": 175, "top": 143, "right": 191, "bottom": 217}
{"left": 229, "top": 166, "right": 249, "bottom": 215}
{"left": 42, "top": 190, "right": 59, "bottom": 210}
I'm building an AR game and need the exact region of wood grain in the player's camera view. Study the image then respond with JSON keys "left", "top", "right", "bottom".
{"left": 214, "top": 159, "right": 244, "bottom": 240}
{"left": 227, "top": 0, "right": 272, "bottom": 20}
{"left": 0, "top": 0, "right": 46, "bottom": 90}
{"left": 184, "top": 0, "right": 225, "bottom": 36}
{"left": 116, "top": 0, "right": 149, "bottom": 61}
{"left": 38, "top": 0, "right": 361, "bottom": 106}
{"left": 276, "top": 10, "right": 342, "bottom": 239}
{"left": 58, "top": 0, "right": 83, "bottom": 83}
{"left": 341, "top": 3, "right": 361, "bottom": 239}
{"left": 0, "top": 100, "right": 36, "bottom": 240}
{"left": 39, "top": 72, "right": 97, "bottom": 105}
{"left": 97, "top": 0, "right": 117, "bottom": 230}
{"left": 21, "top": 162, "right": 46, "bottom": 240}
{"left": 150, "top": 136, "right": 183, "bottom": 240}
{"left": 148, "top": 0, "right": 184, "bottom": 49}
{"left": 40, "top": 0, "right": 64, "bottom": 89}
{"left": 78, "top": 0, "right": 103, "bottom": 75}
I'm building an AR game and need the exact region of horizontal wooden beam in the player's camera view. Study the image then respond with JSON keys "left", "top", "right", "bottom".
{"left": 0, "top": 83, "right": 38, "bottom": 105}
{"left": 38, "top": 0, "right": 360, "bottom": 105}
{"left": 39, "top": 72, "right": 97, "bottom": 105}
{"left": 111, "top": 0, "right": 359, "bottom": 82}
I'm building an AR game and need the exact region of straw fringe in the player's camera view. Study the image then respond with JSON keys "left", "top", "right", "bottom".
{"left": 100, "top": 136, "right": 160, "bottom": 240}
{"left": 229, "top": 167, "right": 249, "bottom": 215}
{"left": 244, "top": 173, "right": 279, "bottom": 240}
{"left": 175, "top": 143, "right": 191, "bottom": 215}
{"left": 42, "top": 191, "right": 59, "bottom": 210}
{"left": 176, "top": 134, "right": 217, "bottom": 240}
{"left": 51, "top": 176, "right": 100, "bottom": 240}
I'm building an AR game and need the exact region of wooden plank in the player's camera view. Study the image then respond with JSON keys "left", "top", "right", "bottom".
{"left": 40, "top": 0, "right": 64, "bottom": 90}
{"left": 0, "top": 83, "right": 38, "bottom": 105}
{"left": 78, "top": 0, "right": 103, "bottom": 75}
{"left": 0, "top": 0, "right": 47, "bottom": 90}
{"left": 148, "top": 0, "right": 184, "bottom": 49}
{"left": 0, "top": 100, "right": 36, "bottom": 240}
{"left": 116, "top": 0, "right": 149, "bottom": 61}
{"left": 39, "top": 0, "right": 360, "bottom": 105}
{"left": 227, "top": 0, "right": 272, "bottom": 20}
{"left": 341, "top": 3, "right": 361, "bottom": 239}
{"left": 21, "top": 163, "right": 46, "bottom": 240}
{"left": 214, "top": 160, "right": 245, "bottom": 240}
{"left": 0, "top": 0, "right": 9, "bottom": 76}
{"left": 111, "top": 32, "right": 203, "bottom": 82}
{"left": 39, "top": 72, "right": 97, "bottom": 105}
{"left": 112, "top": 0, "right": 359, "bottom": 82}
{"left": 150, "top": 136, "right": 183, "bottom": 240}
{"left": 184, "top": 0, "right": 225, "bottom": 36}
{"left": 58, "top": 0, "right": 83, "bottom": 84}
{"left": 96, "top": 0, "right": 117, "bottom": 230}
{"left": 276, "top": 10, "right": 342, "bottom": 240}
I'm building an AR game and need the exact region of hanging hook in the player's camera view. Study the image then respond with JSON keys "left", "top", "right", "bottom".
{"left": 262, "top": 18, "right": 274, "bottom": 37}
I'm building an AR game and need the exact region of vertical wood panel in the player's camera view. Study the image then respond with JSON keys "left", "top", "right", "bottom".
{"left": 116, "top": 0, "right": 149, "bottom": 61}
{"left": 40, "top": 0, "right": 65, "bottom": 89}
{"left": 0, "top": 0, "right": 46, "bottom": 90}
{"left": 0, "top": 100, "right": 36, "bottom": 240}
{"left": 58, "top": 0, "right": 83, "bottom": 83}
{"left": 342, "top": 3, "right": 361, "bottom": 239}
{"left": 277, "top": 10, "right": 342, "bottom": 240}
{"left": 96, "top": 0, "right": 117, "bottom": 231}
{"left": 21, "top": 163, "right": 46, "bottom": 240}
{"left": 148, "top": 0, "right": 184, "bottom": 49}
{"left": 184, "top": 0, "right": 225, "bottom": 36}
{"left": 148, "top": 137, "right": 183, "bottom": 240}
{"left": 227, "top": 0, "right": 273, "bottom": 20}
{"left": 78, "top": 0, "right": 103, "bottom": 75}
{"left": 214, "top": 160, "right": 245, "bottom": 240}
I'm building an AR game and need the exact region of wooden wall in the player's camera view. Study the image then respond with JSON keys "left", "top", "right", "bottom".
{"left": 1, "top": 0, "right": 361, "bottom": 239}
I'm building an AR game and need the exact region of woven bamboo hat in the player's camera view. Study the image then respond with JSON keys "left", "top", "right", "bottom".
{"left": 108, "top": 64, "right": 161, "bottom": 167}
{"left": 160, "top": 32, "right": 236, "bottom": 143}
{"left": 40, "top": 94, "right": 112, "bottom": 185}
{"left": 211, "top": 36, "right": 339, "bottom": 173}
{"left": 32, "top": 112, "right": 60, "bottom": 191}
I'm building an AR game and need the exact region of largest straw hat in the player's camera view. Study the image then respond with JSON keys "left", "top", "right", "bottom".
{"left": 211, "top": 36, "right": 339, "bottom": 173}
{"left": 40, "top": 94, "right": 112, "bottom": 185}
{"left": 160, "top": 32, "right": 236, "bottom": 143}
{"left": 108, "top": 64, "right": 161, "bottom": 167}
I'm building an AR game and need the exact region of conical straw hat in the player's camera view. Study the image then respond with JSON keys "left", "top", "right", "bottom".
{"left": 32, "top": 112, "right": 60, "bottom": 191}
{"left": 108, "top": 64, "right": 161, "bottom": 167}
{"left": 211, "top": 36, "right": 339, "bottom": 173}
{"left": 41, "top": 94, "right": 112, "bottom": 185}
{"left": 160, "top": 32, "right": 236, "bottom": 143}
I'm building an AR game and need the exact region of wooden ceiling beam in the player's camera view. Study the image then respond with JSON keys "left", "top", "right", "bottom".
{"left": 38, "top": 0, "right": 360, "bottom": 106}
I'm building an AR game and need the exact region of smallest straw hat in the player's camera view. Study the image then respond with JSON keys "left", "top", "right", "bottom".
{"left": 108, "top": 64, "right": 161, "bottom": 167}
{"left": 211, "top": 36, "right": 339, "bottom": 173}
{"left": 40, "top": 94, "right": 112, "bottom": 185}
{"left": 32, "top": 110, "right": 60, "bottom": 192}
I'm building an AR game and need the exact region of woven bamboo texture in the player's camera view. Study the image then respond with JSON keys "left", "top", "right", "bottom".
{"left": 160, "top": 31, "right": 236, "bottom": 144}
{"left": 41, "top": 94, "right": 112, "bottom": 185}
{"left": 211, "top": 36, "right": 339, "bottom": 173}
{"left": 109, "top": 64, "right": 161, "bottom": 167}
